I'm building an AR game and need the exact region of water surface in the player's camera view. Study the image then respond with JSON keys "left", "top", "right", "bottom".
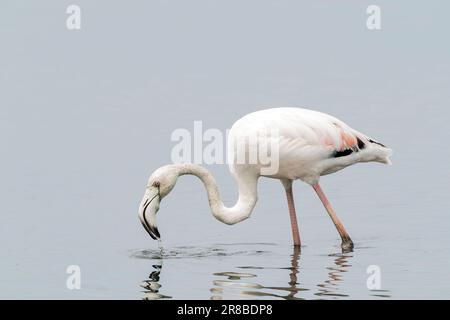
{"left": 1, "top": 1, "right": 449, "bottom": 299}
{"left": 130, "top": 242, "right": 395, "bottom": 300}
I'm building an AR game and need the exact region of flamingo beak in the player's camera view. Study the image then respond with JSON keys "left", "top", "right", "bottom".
{"left": 138, "top": 189, "right": 161, "bottom": 240}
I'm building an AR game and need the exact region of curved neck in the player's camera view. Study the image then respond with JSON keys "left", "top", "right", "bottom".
{"left": 173, "top": 164, "right": 258, "bottom": 225}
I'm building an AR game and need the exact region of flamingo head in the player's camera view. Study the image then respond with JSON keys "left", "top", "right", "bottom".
{"left": 138, "top": 166, "right": 178, "bottom": 240}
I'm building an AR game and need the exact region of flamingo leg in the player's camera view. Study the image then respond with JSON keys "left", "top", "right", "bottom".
{"left": 285, "top": 187, "right": 301, "bottom": 247}
{"left": 312, "top": 183, "right": 354, "bottom": 251}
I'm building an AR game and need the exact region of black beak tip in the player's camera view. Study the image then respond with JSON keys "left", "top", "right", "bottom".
{"left": 151, "top": 226, "right": 161, "bottom": 240}
{"left": 141, "top": 222, "right": 160, "bottom": 240}
{"left": 148, "top": 231, "right": 157, "bottom": 240}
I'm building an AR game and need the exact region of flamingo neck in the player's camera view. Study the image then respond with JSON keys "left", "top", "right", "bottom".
{"left": 176, "top": 164, "right": 258, "bottom": 225}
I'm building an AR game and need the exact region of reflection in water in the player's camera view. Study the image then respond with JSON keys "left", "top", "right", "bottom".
{"left": 211, "top": 246, "right": 305, "bottom": 300}
{"left": 133, "top": 244, "right": 273, "bottom": 300}
{"left": 315, "top": 252, "right": 352, "bottom": 298}
{"left": 141, "top": 264, "right": 172, "bottom": 300}
{"left": 312, "top": 251, "right": 391, "bottom": 299}
{"left": 132, "top": 244, "right": 391, "bottom": 300}
{"left": 139, "top": 245, "right": 172, "bottom": 300}
{"left": 369, "top": 290, "right": 391, "bottom": 298}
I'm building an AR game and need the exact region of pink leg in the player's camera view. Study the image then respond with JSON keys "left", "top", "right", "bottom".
{"left": 312, "top": 183, "right": 354, "bottom": 250}
{"left": 285, "top": 187, "right": 301, "bottom": 247}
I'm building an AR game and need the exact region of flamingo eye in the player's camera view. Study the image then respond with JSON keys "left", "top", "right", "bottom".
{"left": 152, "top": 181, "right": 160, "bottom": 188}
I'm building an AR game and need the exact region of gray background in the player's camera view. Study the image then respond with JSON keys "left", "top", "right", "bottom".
{"left": 1, "top": 1, "right": 449, "bottom": 299}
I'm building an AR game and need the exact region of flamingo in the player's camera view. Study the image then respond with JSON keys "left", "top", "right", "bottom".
{"left": 139, "top": 108, "right": 392, "bottom": 250}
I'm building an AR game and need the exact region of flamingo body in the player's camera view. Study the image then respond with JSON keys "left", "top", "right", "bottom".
{"left": 139, "top": 107, "right": 392, "bottom": 250}
{"left": 228, "top": 108, "right": 391, "bottom": 185}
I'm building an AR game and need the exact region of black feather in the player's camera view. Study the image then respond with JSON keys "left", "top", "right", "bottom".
{"left": 357, "top": 137, "right": 366, "bottom": 150}
{"left": 368, "top": 138, "right": 386, "bottom": 147}
{"left": 333, "top": 149, "right": 354, "bottom": 158}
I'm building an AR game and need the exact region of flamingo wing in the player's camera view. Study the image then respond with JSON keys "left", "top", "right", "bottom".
{"left": 229, "top": 107, "right": 391, "bottom": 183}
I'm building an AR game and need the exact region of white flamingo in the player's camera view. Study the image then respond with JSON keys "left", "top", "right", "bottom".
{"left": 139, "top": 108, "right": 392, "bottom": 250}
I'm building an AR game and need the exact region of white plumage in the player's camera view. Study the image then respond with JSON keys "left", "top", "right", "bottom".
{"left": 139, "top": 107, "right": 392, "bottom": 251}
{"left": 228, "top": 108, "right": 391, "bottom": 184}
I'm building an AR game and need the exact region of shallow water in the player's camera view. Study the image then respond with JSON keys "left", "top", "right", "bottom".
{"left": 127, "top": 239, "right": 448, "bottom": 300}
{"left": 1, "top": 1, "right": 450, "bottom": 299}
{"left": 130, "top": 243, "right": 389, "bottom": 300}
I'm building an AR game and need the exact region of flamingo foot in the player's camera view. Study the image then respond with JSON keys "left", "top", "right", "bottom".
{"left": 341, "top": 238, "right": 354, "bottom": 252}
